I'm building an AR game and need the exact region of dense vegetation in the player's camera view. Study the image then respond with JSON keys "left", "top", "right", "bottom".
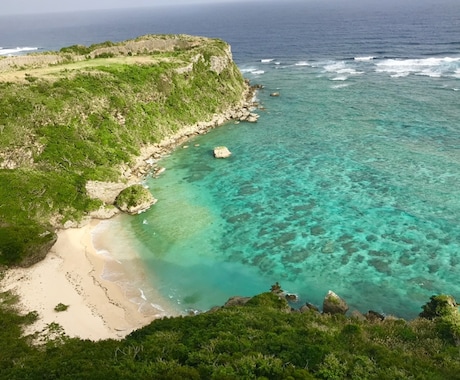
{"left": 0, "top": 35, "right": 245, "bottom": 266}
{"left": 1, "top": 288, "right": 459, "bottom": 379}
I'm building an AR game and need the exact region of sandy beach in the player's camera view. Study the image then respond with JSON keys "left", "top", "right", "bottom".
{"left": 0, "top": 219, "right": 170, "bottom": 341}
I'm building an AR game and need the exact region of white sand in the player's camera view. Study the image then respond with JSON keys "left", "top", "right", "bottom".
{"left": 0, "top": 220, "right": 167, "bottom": 341}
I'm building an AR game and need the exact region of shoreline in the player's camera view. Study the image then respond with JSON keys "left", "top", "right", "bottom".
{"left": 1, "top": 220, "right": 168, "bottom": 341}
{"left": 0, "top": 84, "right": 258, "bottom": 341}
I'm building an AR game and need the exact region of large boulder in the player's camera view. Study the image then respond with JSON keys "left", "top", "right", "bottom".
{"left": 365, "top": 310, "right": 385, "bottom": 321}
{"left": 114, "top": 184, "right": 157, "bottom": 215}
{"left": 85, "top": 181, "right": 128, "bottom": 204}
{"left": 246, "top": 113, "right": 259, "bottom": 123}
{"left": 213, "top": 146, "right": 232, "bottom": 158}
{"left": 322, "top": 290, "right": 349, "bottom": 315}
{"left": 300, "top": 303, "right": 320, "bottom": 314}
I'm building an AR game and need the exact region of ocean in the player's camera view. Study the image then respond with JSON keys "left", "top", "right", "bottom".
{"left": 2, "top": 0, "right": 460, "bottom": 318}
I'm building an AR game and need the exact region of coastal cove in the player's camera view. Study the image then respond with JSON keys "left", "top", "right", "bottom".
{"left": 1, "top": 0, "right": 460, "bottom": 329}
{"left": 1, "top": 1, "right": 460, "bottom": 377}
{"left": 1, "top": 221, "right": 167, "bottom": 340}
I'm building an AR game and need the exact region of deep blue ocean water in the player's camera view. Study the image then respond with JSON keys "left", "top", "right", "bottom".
{"left": 2, "top": 0, "right": 460, "bottom": 318}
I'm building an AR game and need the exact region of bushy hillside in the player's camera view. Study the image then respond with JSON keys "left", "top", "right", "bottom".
{"left": 0, "top": 35, "right": 246, "bottom": 266}
{"left": 1, "top": 288, "right": 459, "bottom": 379}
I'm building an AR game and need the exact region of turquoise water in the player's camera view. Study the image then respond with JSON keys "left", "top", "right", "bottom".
{"left": 3, "top": 0, "right": 459, "bottom": 320}
{"left": 103, "top": 58, "right": 460, "bottom": 319}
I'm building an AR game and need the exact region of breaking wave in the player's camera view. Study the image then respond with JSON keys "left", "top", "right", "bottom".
{"left": 375, "top": 57, "right": 460, "bottom": 78}
{"left": 0, "top": 46, "right": 39, "bottom": 56}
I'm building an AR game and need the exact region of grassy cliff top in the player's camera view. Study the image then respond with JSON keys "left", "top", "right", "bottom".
{"left": 0, "top": 34, "right": 246, "bottom": 266}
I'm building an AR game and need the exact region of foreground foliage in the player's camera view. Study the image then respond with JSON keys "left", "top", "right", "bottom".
{"left": 0, "top": 35, "right": 245, "bottom": 265}
{"left": 1, "top": 290, "right": 460, "bottom": 379}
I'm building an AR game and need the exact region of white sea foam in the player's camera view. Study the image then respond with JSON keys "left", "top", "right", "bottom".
{"left": 375, "top": 57, "right": 460, "bottom": 78}
{"left": 417, "top": 70, "right": 442, "bottom": 78}
{"left": 240, "top": 67, "right": 257, "bottom": 73}
{"left": 323, "top": 61, "right": 346, "bottom": 72}
{"left": 150, "top": 303, "right": 165, "bottom": 312}
{"left": 260, "top": 58, "right": 274, "bottom": 63}
{"left": 323, "top": 61, "right": 363, "bottom": 76}
{"left": 0, "top": 46, "right": 39, "bottom": 56}
{"left": 240, "top": 67, "right": 265, "bottom": 75}
{"left": 95, "top": 248, "right": 111, "bottom": 258}
{"left": 295, "top": 61, "right": 310, "bottom": 66}
{"left": 354, "top": 56, "right": 375, "bottom": 61}
{"left": 331, "top": 83, "right": 351, "bottom": 89}
{"left": 139, "top": 288, "right": 147, "bottom": 301}
{"left": 390, "top": 73, "right": 410, "bottom": 78}
{"left": 331, "top": 76, "right": 348, "bottom": 81}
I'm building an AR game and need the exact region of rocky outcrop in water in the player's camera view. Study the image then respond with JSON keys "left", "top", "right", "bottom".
{"left": 114, "top": 185, "right": 157, "bottom": 215}
{"left": 322, "top": 290, "right": 349, "bottom": 315}
{"left": 213, "top": 146, "right": 232, "bottom": 158}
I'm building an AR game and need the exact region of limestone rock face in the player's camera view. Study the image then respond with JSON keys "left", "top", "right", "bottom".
{"left": 115, "top": 185, "right": 157, "bottom": 215}
{"left": 210, "top": 45, "right": 233, "bottom": 74}
{"left": 89, "top": 205, "right": 120, "bottom": 220}
{"left": 246, "top": 113, "right": 259, "bottom": 123}
{"left": 322, "top": 290, "right": 349, "bottom": 315}
{"left": 213, "top": 146, "right": 232, "bottom": 158}
{"left": 86, "top": 181, "right": 129, "bottom": 204}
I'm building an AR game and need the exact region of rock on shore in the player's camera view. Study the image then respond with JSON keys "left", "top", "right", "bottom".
{"left": 323, "top": 290, "right": 349, "bottom": 315}
{"left": 114, "top": 185, "right": 157, "bottom": 215}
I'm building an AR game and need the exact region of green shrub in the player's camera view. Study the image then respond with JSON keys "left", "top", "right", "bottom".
{"left": 54, "top": 303, "right": 69, "bottom": 312}
{"left": 115, "top": 185, "right": 151, "bottom": 209}
{"left": 59, "top": 44, "right": 91, "bottom": 55}
{"left": 94, "top": 52, "right": 115, "bottom": 59}
{"left": 2, "top": 291, "right": 460, "bottom": 378}
{"left": 420, "top": 295, "right": 459, "bottom": 319}
{"left": 245, "top": 292, "right": 290, "bottom": 311}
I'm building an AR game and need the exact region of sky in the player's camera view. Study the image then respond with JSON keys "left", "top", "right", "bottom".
{"left": 2, "top": 0, "right": 252, "bottom": 15}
